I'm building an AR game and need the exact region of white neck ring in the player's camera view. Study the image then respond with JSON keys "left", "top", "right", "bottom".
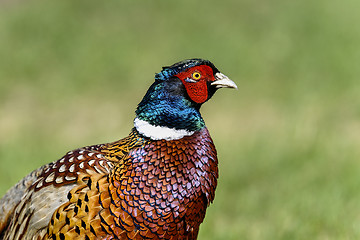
{"left": 134, "top": 117, "right": 195, "bottom": 140}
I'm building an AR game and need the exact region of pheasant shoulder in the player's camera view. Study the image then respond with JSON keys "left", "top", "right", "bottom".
{"left": 0, "top": 131, "right": 142, "bottom": 240}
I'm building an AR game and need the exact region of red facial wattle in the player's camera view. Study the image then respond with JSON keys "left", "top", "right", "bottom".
{"left": 175, "top": 65, "right": 215, "bottom": 104}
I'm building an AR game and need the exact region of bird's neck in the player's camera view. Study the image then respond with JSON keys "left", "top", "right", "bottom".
{"left": 134, "top": 82, "right": 205, "bottom": 140}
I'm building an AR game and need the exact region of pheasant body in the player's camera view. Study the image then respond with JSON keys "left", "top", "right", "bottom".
{"left": 0, "top": 59, "right": 237, "bottom": 239}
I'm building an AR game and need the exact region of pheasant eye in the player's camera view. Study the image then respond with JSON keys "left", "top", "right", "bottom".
{"left": 192, "top": 72, "right": 201, "bottom": 80}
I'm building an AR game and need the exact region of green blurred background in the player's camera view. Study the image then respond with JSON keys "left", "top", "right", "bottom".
{"left": 1, "top": 0, "right": 360, "bottom": 239}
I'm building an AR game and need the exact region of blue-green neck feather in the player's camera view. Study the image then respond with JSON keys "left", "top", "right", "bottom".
{"left": 135, "top": 80, "right": 205, "bottom": 132}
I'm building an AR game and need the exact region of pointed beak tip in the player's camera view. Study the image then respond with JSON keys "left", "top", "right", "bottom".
{"left": 212, "top": 72, "right": 238, "bottom": 90}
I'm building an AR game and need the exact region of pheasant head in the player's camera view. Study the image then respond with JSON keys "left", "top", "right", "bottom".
{"left": 135, "top": 58, "right": 237, "bottom": 140}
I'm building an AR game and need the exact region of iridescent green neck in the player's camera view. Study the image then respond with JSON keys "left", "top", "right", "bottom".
{"left": 135, "top": 81, "right": 205, "bottom": 132}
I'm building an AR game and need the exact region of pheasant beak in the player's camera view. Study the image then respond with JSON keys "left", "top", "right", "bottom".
{"left": 212, "top": 72, "right": 238, "bottom": 89}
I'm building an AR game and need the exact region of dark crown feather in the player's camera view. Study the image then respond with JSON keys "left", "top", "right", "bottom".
{"left": 155, "top": 59, "right": 219, "bottom": 81}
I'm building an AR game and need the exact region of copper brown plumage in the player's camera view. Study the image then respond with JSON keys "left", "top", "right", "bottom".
{"left": 98, "top": 128, "right": 217, "bottom": 239}
{"left": 0, "top": 59, "right": 237, "bottom": 239}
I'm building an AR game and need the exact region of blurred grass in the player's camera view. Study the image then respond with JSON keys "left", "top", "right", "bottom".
{"left": 1, "top": 0, "right": 360, "bottom": 239}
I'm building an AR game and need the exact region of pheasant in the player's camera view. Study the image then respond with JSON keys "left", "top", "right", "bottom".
{"left": 0, "top": 58, "right": 237, "bottom": 240}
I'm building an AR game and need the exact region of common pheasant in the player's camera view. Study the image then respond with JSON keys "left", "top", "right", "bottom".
{"left": 0, "top": 59, "right": 237, "bottom": 240}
